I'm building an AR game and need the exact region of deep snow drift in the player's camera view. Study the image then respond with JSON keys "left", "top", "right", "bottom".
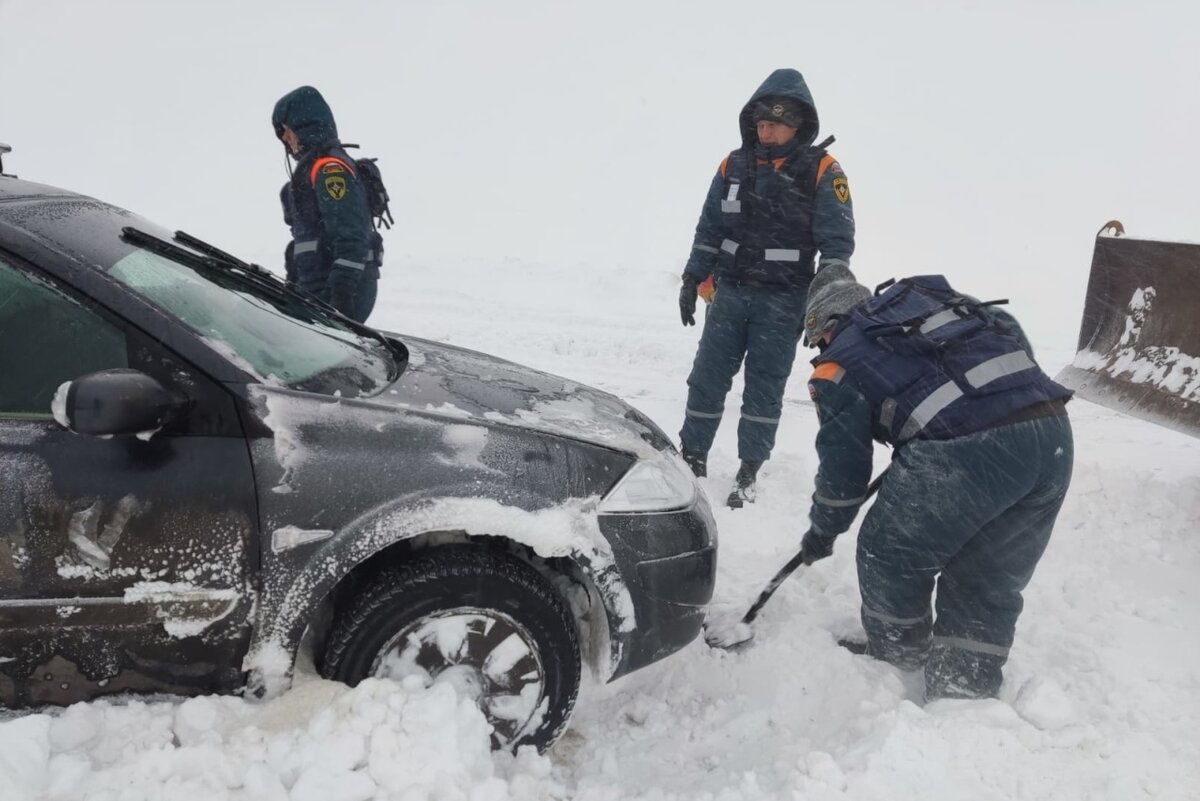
{"left": 1, "top": 253, "right": 1197, "bottom": 801}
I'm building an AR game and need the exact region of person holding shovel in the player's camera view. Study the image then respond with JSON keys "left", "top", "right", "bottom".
{"left": 798, "top": 265, "right": 1074, "bottom": 701}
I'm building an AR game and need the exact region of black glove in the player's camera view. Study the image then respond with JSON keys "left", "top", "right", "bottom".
{"left": 799, "top": 529, "right": 836, "bottom": 565}
{"left": 679, "top": 276, "right": 698, "bottom": 326}
{"left": 330, "top": 288, "right": 356, "bottom": 319}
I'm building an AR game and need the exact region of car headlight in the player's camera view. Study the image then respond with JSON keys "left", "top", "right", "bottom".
{"left": 598, "top": 453, "right": 698, "bottom": 513}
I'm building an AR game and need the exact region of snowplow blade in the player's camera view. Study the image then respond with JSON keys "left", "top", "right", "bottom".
{"left": 1055, "top": 225, "right": 1200, "bottom": 438}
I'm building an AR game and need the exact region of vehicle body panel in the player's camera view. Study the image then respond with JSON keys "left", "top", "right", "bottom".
{"left": 0, "top": 175, "right": 717, "bottom": 706}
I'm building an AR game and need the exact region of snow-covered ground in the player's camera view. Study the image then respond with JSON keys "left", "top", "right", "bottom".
{"left": 2, "top": 1, "right": 1199, "bottom": 799}
{"left": 2, "top": 254, "right": 1198, "bottom": 801}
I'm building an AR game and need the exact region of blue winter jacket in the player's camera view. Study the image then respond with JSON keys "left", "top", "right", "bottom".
{"left": 683, "top": 69, "right": 855, "bottom": 290}
{"left": 805, "top": 304, "right": 1071, "bottom": 537}
{"left": 272, "top": 86, "right": 374, "bottom": 310}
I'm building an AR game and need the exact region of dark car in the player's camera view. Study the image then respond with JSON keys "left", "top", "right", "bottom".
{"left": 0, "top": 169, "right": 717, "bottom": 750}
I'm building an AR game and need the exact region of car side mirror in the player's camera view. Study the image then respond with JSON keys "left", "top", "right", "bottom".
{"left": 54, "top": 369, "right": 187, "bottom": 437}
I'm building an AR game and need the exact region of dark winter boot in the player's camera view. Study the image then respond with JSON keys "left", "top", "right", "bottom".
{"left": 837, "top": 637, "right": 870, "bottom": 656}
{"left": 726, "top": 461, "right": 762, "bottom": 509}
{"left": 681, "top": 448, "right": 708, "bottom": 478}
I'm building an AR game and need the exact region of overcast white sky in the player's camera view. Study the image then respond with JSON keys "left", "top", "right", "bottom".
{"left": 2, "top": 0, "right": 1197, "bottom": 353}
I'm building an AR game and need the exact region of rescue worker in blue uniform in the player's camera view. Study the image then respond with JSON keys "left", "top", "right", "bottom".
{"left": 273, "top": 86, "right": 379, "bottom": 322}
{"left": 677, "top": 68, "right": 855, "bottom": 508}
{"left": 797, "top": 264, "right": 1075, "bottom": 700}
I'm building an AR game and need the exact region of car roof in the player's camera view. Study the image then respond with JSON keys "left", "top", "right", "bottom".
{"left": 0, "top": 173, "right": 257, "bottom": 385}
{"left": 0, "top": 174, "right": 89, "bottom": 203}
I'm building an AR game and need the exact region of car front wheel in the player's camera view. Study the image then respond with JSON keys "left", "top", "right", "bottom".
{"left": 321, "top": 547, "right": 581, "bottom": 751}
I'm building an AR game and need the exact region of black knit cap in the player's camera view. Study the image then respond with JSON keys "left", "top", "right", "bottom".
{"left": 751, "top": 97, "right": 807, "bottom": 130}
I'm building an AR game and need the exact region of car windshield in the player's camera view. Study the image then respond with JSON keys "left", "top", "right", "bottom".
{"left": 108, "top": 247, "right": 395, "bottom": 396}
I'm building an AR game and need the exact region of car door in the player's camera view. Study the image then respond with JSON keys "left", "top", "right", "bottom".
{"left": 0, "top": 254, "right": 258, "bottom": 706}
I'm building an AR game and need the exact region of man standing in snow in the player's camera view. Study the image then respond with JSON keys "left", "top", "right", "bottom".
{"left": 797, "top": 264, "right": 1074, "bottom": 700}
{"left": 677, "top": 68, "right": 855, "bottom": 509}
{"left": 273, "top": 86, "right": 379, "bottom": 322}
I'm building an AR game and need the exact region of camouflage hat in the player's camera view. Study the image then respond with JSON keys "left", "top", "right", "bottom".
{"left": 751, "top": 98, "right": 807, "bottom": 130}
{"left": 804, "top": 263, "right": 871, "bottom": 346}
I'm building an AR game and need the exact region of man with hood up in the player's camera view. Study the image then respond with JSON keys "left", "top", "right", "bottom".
{"left": 273, "top": 86, "right": 378, "bottom": 322}
{"left": 677, "top": 68, "right": 856, "bottom": 509}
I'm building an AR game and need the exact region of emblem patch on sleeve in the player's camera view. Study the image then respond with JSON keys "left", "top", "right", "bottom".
{"left": 832, "top": 177, "right": 850, "bottom": 203}
{"left": 324, "top": 175, "right": 347, "bottom": 200}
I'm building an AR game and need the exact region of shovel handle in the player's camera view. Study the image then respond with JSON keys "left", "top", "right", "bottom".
{"left": 739, "top": 469, "right": 888, "bottom": 626}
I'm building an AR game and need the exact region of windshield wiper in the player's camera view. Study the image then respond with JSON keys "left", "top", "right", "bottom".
{"left": 172, "top": 230, "right": 407, "bottom": 380}
{"left": 122, "top": 226, "right": 329, "bottom": 316}
{"left": 174, "top": 229, "right": 302, "bottom": 294}
{"left": 119, "top": 227, "right": 407, "bottom": 381}
{"left": 120, "top": 227, "right": 304, "bottom": 306}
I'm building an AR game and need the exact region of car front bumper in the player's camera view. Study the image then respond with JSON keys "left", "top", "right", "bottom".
{"left": 599, "top": 491, "right": 718, "bottom": 680}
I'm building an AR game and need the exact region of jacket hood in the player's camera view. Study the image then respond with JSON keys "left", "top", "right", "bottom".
{"left": 272, "top": 86, "right": 339, "bottom": 152}
{"left": 738, "top": 68, "right": 819, "bottom": 148}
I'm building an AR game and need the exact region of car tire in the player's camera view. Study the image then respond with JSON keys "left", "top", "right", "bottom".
{"left": 321, "top": 547, "right": 581, "bottom": 751}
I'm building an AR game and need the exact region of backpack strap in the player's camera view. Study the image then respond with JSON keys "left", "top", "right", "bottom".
{"left": 308, "top": 155, "right": 357, "bottom": 185}
{"left": 721, "top": 149, "right": 750, "bottom": 181}
{"left": 815, "top": 153, "right": 837, "bottom": 186}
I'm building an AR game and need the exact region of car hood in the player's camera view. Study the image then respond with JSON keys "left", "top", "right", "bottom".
{"left": 372, "top": 334, "right": 669, "bottom": 458}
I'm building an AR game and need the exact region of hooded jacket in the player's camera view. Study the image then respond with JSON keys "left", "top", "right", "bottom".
{"left": 683, "top": 69, "right": 855, "bottom": 292}
{"left": 273, "top": 86, "right": 374, "bottom": 309}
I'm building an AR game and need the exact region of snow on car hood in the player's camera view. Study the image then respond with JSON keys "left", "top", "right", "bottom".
{"left": 375, "top": 335, "right": 668, "bottom": 457}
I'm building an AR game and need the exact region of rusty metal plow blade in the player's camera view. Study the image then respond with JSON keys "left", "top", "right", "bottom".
{"left": 1056, "top": 222, "right": 1200, "bottom": 438}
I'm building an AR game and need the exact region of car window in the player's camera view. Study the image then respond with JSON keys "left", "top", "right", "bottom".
{"left": 0, "top": 258, "right": 128, "bottom": 419}
{"left": 108, "top": 248, "right": 392, "bottom": 396}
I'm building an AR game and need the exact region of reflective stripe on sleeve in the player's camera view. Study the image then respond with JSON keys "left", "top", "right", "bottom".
{"left": 694, "top": 244, "right": 720, "bottom": 255}
{"left": 293, "top": 240, "right": 319, "bottom": 254}
{"left": 965, "top": 351, "right": 1036, "bottom": 388}
{"left": 764, "top": 249, "right": 801, "bottom": 261}
{"left": 332, "top": 258, "right": 365, "bottom": 271}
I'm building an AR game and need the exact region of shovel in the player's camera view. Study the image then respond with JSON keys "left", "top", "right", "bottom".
{"left": 703, "top": 470, "right": 887, "bottom": 650}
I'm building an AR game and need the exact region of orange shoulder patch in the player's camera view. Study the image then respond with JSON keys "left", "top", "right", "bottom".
{"left": 815, "top": 154, "right": 837, "bottom": 186}
{"left": 811, "top": 362, "right": 844, "bottom": 382}
{"left": 309, "top": 156, "right": 356, "bottom": 185}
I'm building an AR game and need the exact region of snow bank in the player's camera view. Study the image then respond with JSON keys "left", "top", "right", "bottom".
{"left": 0, "top": 677, "right": 553, "bottom": 801}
